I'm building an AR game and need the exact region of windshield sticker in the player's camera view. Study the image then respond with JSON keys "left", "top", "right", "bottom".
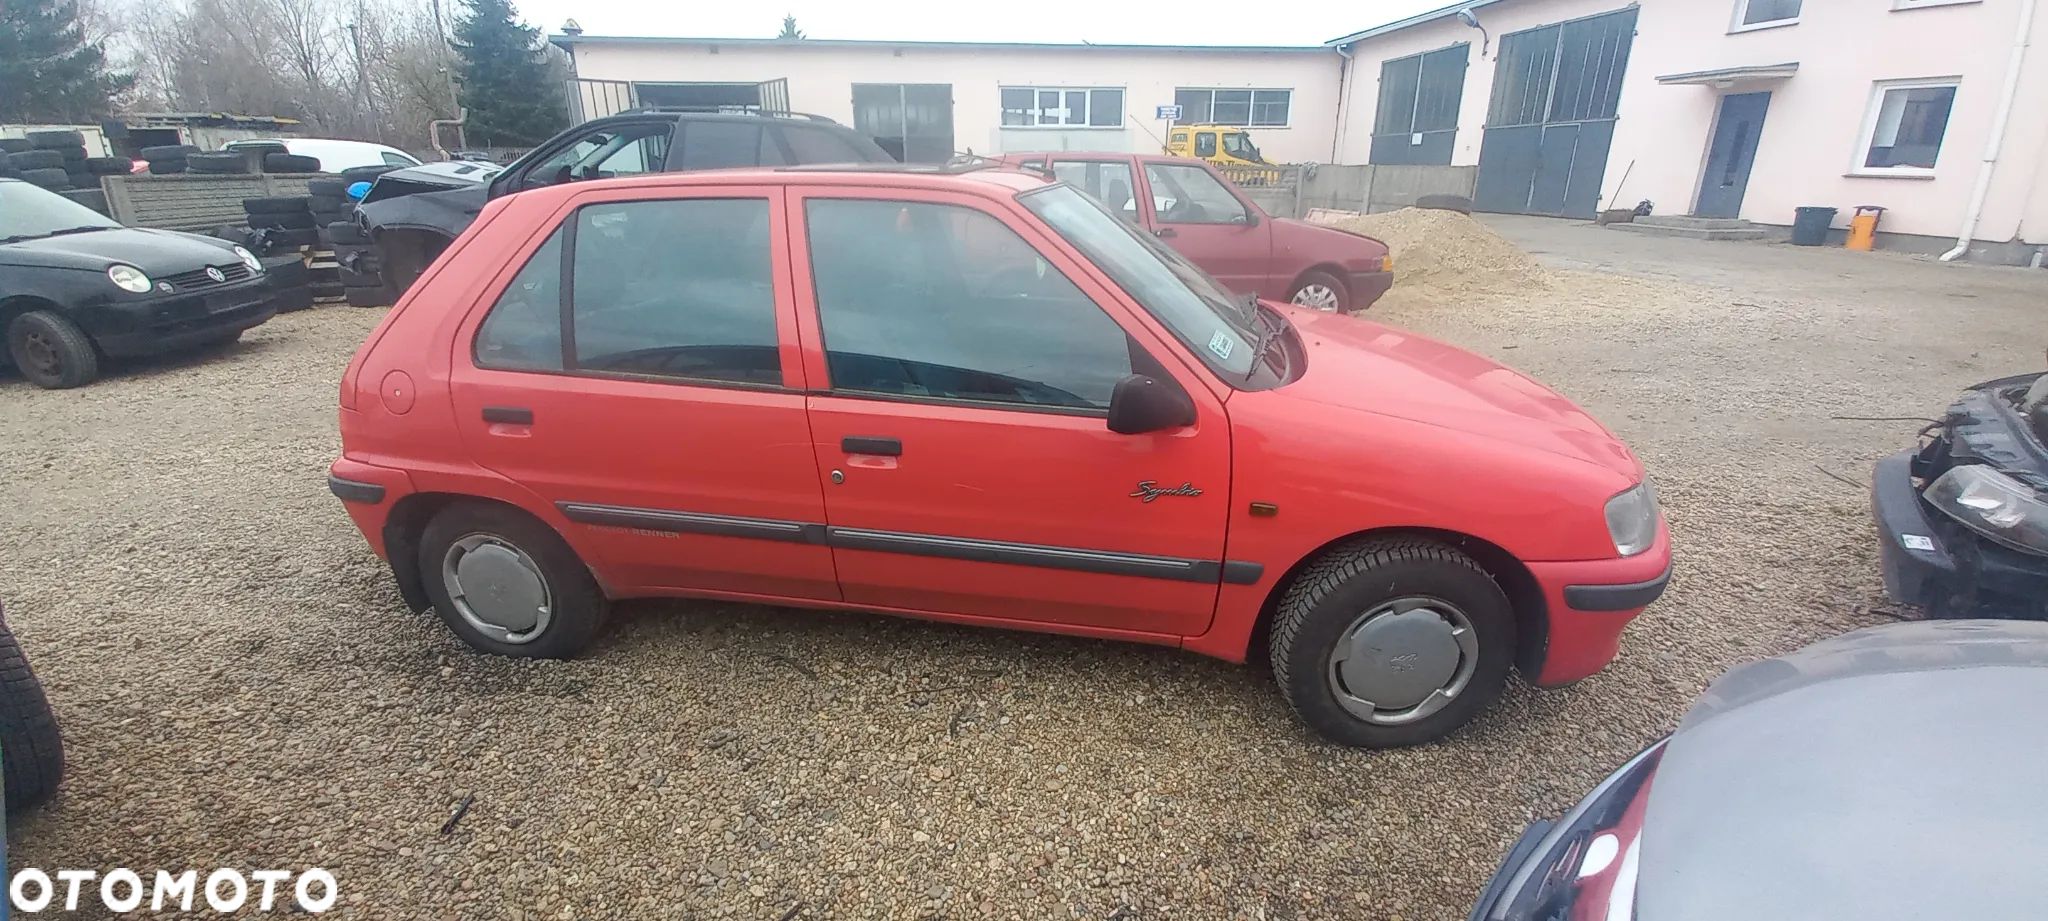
{"left": 1208, "top": 330, "right": 1234, "bottom": 361}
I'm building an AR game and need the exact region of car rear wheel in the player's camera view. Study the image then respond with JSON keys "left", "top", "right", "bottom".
{"left": 1269, "top": 537, "right": 1515, "bottom": 747}
{"left": 6, "top": 310, "right": 100, "bottom": 389}
{"left": 0, "top": 603, "right": 65, "bottom": 812}
{"left": 418, "top": 503, "right": 608, "bottom": 659}
{"left": 1288, "top": 270, "right": 1350, "bottom": 313}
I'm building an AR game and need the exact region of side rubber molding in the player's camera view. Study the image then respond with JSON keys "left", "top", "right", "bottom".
{"left": 1563, "top": 564, "right": 1673, "bottom": 612}
{"left": 327, "top": 475, "right": 387, "bottom": 504}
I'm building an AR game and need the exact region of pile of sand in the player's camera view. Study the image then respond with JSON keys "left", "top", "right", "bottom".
{"left": 1317, "top": 207, "right": 1554, "bottom": 297}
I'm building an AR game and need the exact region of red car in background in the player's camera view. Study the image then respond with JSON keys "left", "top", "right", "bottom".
{"left": 1002, "top": 152, "right": 1393, "bottom": 312}
{"left": 329, "top": 163, "right": 1667, "bottom": 748}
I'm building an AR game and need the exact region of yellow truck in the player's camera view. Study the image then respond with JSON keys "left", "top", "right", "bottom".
{"left": 1164, "top": 125, "right": 1283, "bottom": 186}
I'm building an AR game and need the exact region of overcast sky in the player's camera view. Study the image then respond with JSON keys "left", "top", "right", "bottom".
{"left": 514, "top": 0, "right": 1455, "bottom": 46}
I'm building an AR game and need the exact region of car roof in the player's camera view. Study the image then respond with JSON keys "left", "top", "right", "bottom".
{"left": 532, "top": 164, "right": 1053, "bottom": 198}
{"left": 1638, "top": 620, "right": 2048, "bottom": 921}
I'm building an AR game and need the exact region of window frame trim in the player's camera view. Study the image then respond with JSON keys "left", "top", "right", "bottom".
{"left": 1172, "top": 87, "right": 1295, "bottom": 128}
{"left": 999, "top": 85, "right": 1127, "bottom": 130}
{"left": 1850, "top": 77, "right": 1962, "bottom": 178}
{"left": 1728, "top": 0, "right": 1802, "bottom": 33}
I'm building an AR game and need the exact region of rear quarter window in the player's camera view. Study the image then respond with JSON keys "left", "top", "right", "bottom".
{"left": 679, "top": 122, "right": 761, "bottom": 170}
{"left": 784, "top": 127, "right": 882, "bottom": 164}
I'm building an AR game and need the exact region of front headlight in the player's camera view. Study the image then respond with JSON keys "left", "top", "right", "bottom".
{"left": 1925, "top": 465, "right": 2048, "bottom": 555}
{"left": 233, "top": 245, "right": 263, "bottom": 274}
{"left": 107, "top": 264, "right": 151, "bottom": 293}
{"left": 1604, "top": 481, "right": 1659, "bottom": 557}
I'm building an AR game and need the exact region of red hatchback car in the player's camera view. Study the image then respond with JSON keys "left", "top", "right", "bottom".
{"left": 329, "top": 164, "right": 1670, "bottom": 747}
{"left": 1003, "top": 153, "right": 1392, "bottom": 312}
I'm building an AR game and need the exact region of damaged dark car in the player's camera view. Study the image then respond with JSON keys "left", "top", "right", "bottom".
{"left": 1873, "top": 366, "right": 2048, "bottom": 617}
{"left": 357, "top": 109, "right": 891, "bottom": 294}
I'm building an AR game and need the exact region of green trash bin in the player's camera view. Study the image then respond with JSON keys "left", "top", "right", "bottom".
{"left": 1792, "top": 206, "right": 1837, "bottom": 246}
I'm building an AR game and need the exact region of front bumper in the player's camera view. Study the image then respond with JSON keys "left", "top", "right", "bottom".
{"left": 1350, "top": 269, "right": 1394, "bottom": 308}
{"left": 1523, "top": 523, "right": 1673, "bottom": 686}
{"left": 1872, "top": 449, "right": 2048, "bottom": 611}
{"left": 85, "top": 278, "right": 277, "bottom": 357}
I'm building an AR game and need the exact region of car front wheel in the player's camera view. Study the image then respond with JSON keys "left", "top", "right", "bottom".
{"left": 1270, "top": 537, "right": 1515, "bottom": 747}
{"left": 6, "top": 310, "right": 100, "bottom": 389}
{"left": 1288, "top": 271, "right": 1350, "bottom": 313}
{"left": 418, "top": 503, "right": 608, "bottom": 659}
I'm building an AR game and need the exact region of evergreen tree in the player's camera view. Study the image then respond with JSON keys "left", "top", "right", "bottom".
{"left": 776, "top": 15, "right": 804, "bottom": 39}
{"left": 0, "top": 0, "right": 131, "bottom": 122}
{"left": 453, "top": 0, "right": 567, "bottom": 146}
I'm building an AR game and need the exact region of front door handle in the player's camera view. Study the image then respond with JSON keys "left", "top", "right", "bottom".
{"left": 482, "top": 406, "right": 533, "bottom": 425}
{"left": 1154, "top": 227, "right": 1177, "bottom": 238}
{"left": 841, "top": 436, "right": 901, "bottom": 457}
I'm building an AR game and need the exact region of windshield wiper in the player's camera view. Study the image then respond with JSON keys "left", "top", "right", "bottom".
{"left": 44, "top": 225, "right": 111, "bottom": 237}
{"left": 0, "top": 225, "right": 111, "bottom": 244}
{"left": 1243, "top": 303, "right": 1288, "bottom": 383}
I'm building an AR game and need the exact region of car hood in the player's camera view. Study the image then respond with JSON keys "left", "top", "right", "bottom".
{"left": 1274, "top": 307, "right": 1639, "bottom": 477}
{"left": 1272, "top": 216, "right": 1387, "bottom": 266}
{"left": 0, "top": 227, "right": 237, "bottom": 274}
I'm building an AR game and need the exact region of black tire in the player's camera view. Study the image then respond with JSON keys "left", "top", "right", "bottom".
{"left": 263, "top": 152, "right": 321, "bottom": 173}
{"left": 338, "top": 255, "right": 382, "bottom": 286}
{"left": 381, "top": 234, "right": 452, "bottom": 294}
{"left": 419, "top": 503, "right": 608, "bottom": 658}
{"left": 9, "top": 149, "right": 63, "bottom": 171}
{"left": 83, "top": 156, "right": 131, "bottom": 176}
{"left": 243, "top": 195, "right": 311, "bottom": 214}
{"left": 306, "top": 177, "right": 351, "bottom": 198}
{"left": 272, "top": 284, "right": 316, "bottom": 312}
{"left": 26, "top": 129, "right": 83, "bottom": 149}
{"left": 263, "top": 228, "right": 321, "bottom": 249}
{"left": 59, "top": 189, "right": 108, "bottom": 214}
{"left": 1269, "top": 537, "right": 1515, "bottom": 748}
{"left": 187, "top": 151, "right": 249, "bottom": 174}
{"left": 1415, "top": 194, "right": 1475, "bottom": 214}
{"left": 261, "top": 254, "right": 310, "bottom": 287}
{"left": 20, "top": 167, "right": 70, "bottom": 190}
{"left": 148, "top": 158, "right": 188, "bottom": 175}
{"left": 311, "top": 211, "right": 353, "bottom": 230}
{"left": 308, "top": 194, "right": 346, "bottom": 212}
{"left": 0, "top": 606, "right": 64, "bottom": 813}
{"left": 325, "top": 221, "right": 370, "bottom": 245}
{"left": 1287, "top": 269, "right": 1351, "bottom": 313}
{"left": 141, "top": 144, "right": 199, "bottom": 161}
{"left": 344, "top": 285, "right": 394, "bottom": 308}
{"left": 6, "top": 310, "right": 101, "bottom": 389}
{"left": 56, "top": 147, "right": 88, "bottom": 164}
{"left": 311, "top": 281, "right": 347, "bottom": 299}
{"left": 63, "top": 170, "right": 95, "bottom": 190}
{"left": 339, "top": 164, "right": 401, "bottom": 183}
{"left": 251, "top": 211, "right": 317, "bottom": 230}
{"left": 0, "top": 138, "right": 30, "bottom": 154}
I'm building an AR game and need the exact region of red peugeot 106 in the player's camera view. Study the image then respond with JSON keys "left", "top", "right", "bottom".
{"left": 329, "top": 163, "right": 1670, "bottom": 747}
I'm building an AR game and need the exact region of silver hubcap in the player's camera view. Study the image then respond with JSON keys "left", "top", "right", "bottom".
{"left": 440, "top": 533, "right": 552, "bottom": 644}
{"left": 1291, "top": 283, "right": 1341, "bottom": 312}
{"left": 1326, "top": 597, "right": 1479, "bottom": 726}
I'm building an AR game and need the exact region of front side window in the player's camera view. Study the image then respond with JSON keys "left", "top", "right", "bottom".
{"left": 1050, "top": 160, "right": 1138, "bottom": 216}
{"left": 521, "top": 123, "right": 672, "bottom": 188}
{"left": 1734, "top": 0, "right": 1801, "bottom": 28}
{"left": 1194, "top": 133, "right": 1218, "bottom": 158}
{"left": 381, "top": 151, "right": 419, "bottom": 166}
{"left": 805, "top": 198, "right": 1134, "bottom": 411}
{"left": 1144, "top": 163, "right": 1248, "bottom": 225}
{"left": 1860, "top": 80, "right": 1958, "bottom": 171}
{"left": 570, "top": 199, "right": 781, "bottom": 384}
{"left": 1022, "top": 185, "right": 1256, "bottom": 381}
{"left": 999, "top": 86, "right": 1126, "bottom": 128}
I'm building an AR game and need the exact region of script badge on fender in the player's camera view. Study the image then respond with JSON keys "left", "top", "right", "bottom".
{"left": 1130, "top": 481, "right": 1204, "bottom": 503}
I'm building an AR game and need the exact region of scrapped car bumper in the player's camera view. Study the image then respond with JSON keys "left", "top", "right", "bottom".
{"left": 1871, "top": 449, "right": 2048, "bottom": 609}
{"left": 85, "top": 280, "right": 277, "bottom": 357}
{"left": 1523, "top": 523, "right": 1673, "bottom": 686}
{"left": 1350, "top": 269, "right": 1394, "bottom": 308}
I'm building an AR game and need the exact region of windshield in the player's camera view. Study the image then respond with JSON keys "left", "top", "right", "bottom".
{"left": 1021, "top": 184, "right": 1258, "bottom": 379}
{"left": 0, "top": 180, "right": 121, "bottom": 242}
{"left": 1223, "top": 133, "right": 1262, "bottom": 162}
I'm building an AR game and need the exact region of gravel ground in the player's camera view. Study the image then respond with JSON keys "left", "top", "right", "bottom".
{"left": 2, "top": 227, "right": 2042, "bottom": 920}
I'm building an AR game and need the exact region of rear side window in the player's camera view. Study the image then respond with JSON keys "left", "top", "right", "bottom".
{"left": 679, "top": 122, "right": 760, "bottom": 170}
{"left": 475, "top": 229, "right": 566, "bottom": 371}
{"left": 1050, "top": 160, "right": 1138, "bottom": 217}
{"left": 783, "top": 127, "right": 874, "bottom": 164}
{"left": 804, "top": 198, "right": 1133, "bottom": 410}
{"left": 569, "top": 199, "right": 782, "bottom": 385}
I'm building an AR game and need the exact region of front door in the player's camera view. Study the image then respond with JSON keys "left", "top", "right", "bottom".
{"left": 787, "top": 186, "right": 1233, "bottom": 637}
{"left": 1694, "top": 92, "right": 1772, "bottom": 219}
{"left": 1138, "top": 159, "right": 1274, "bottom": 299}
{"left": 448, "top": 185, "right": 840, "bottom": 602}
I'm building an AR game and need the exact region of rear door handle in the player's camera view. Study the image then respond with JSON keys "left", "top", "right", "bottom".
{"left": 841, "top": 436, "right": 901, "bottom": 457}
{"left": 482, "top": 406, "right": 533, "bottom": 425}
{"left": 1153, "top": 228, "right": 1177, "bottom": 238}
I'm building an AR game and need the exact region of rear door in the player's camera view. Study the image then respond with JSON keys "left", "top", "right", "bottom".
{"left": 787, "top": 184, "right": 1233, "bottom": 637}
{"left": 447, "top": 183, "right": 839, "bottom": 602}
{"left": 1137, "top": 159, "right": 1274, "bottom": 298}
{"left": 1047, "top": 157, "right": 1142, "bottom": 224}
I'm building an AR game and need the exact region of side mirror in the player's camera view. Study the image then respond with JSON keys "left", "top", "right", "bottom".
{"left": 1237, "top": 207, "right": 1260, "bottom": 227}
{"left": 1107, "top": 374, "right": 1196, "bottom": 435}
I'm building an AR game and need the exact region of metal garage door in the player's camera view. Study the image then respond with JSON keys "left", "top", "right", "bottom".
{"left": 1472, "top": 7, "right": 1636, "bottom": 218}
{"left": 1371, "top": 43, "right": 1469, "bottom": 165}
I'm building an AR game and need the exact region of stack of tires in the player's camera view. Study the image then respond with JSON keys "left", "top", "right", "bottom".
{"left": 140, "top": 144, "right": 198, "bottom": 175}
{"left": 0, "top": 132, "right": 127, "bottom": 209}
{"left": 322, "top": 166, "right": 403, "bottom": 308}
{"left": 263, "top": 254, "right": 315, "bottom": 313}
{"left": 242, "top": 195, "right": 341, "bottom": 301}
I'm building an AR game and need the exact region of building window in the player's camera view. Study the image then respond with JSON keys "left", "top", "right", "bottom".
{"left": 1856, "top": 79, "right": 1959, "bottom": 174}
{"left": 1731, "top": 0, "right": 1801, "bottom": 31}
{"left": 1172, "top": 88, "right": 1291, "bottom": 127}
{"left": 1001, "top": 86, "right": 1124, "bottom": 128}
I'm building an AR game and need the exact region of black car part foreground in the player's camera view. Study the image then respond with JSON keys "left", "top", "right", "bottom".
{"left": 1872, "top": 371, "right": 2048, "bottom": 617}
